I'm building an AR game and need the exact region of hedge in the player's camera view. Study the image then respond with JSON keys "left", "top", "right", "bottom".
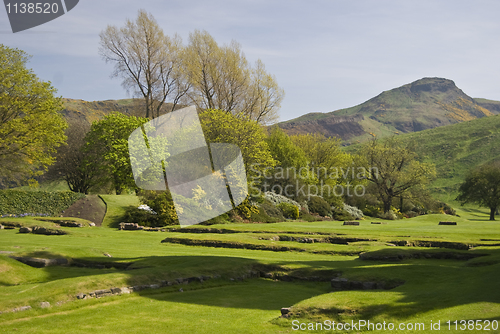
{"left": 0, "top": 190, "right": 85, "bottom": 216}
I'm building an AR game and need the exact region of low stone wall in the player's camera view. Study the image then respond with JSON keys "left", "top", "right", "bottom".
{"left": 331, "top": 277, "right": 404, "bottom": 291}
{"left": 18, "top": 226, "right": 68, "bottom": 235}
{"left": 10, "top": 256, "right": 69, "bottom": 268}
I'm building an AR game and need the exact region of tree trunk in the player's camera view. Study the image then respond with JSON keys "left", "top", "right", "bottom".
{"left": 383, "top": 198, "right": 392, "bottom": 213}
{"left": 490, "top": 207, "right": 496, "bottom": 221}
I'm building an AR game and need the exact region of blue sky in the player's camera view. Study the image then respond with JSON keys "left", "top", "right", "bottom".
{"left": 2, "top": 0, "right": 500, "bottom": 121}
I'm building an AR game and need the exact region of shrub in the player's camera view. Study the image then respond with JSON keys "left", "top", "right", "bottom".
{"left": 379, "top": 210, "right": 398, "bottom": 220}
{"left": 0, "top": 190, "right": 85, "bottom": 216}
{"left": 263, "top": 191, "right": 301, "bottom": 209}
{"left": 277, "top": 202, "right": 299, "bottom": 219}
{"left": 343, "top": 203, "right": 364, "bottom": 219}
{"left": 307, "top": 196, "right": 331, "bottom": 217}
{"left": 259, "top": 200, "right": 285, "bottom": 221}
{"left": 438, "top": 202, "right": 457, "bottom": 215}
{"left": 140, "top": 191, "right": 179, "bottom": 226}
{"left": 362, "top": 205, "right": 381, "bottom": 218}
{"left": 331, "top": 207, "right": 353, "bottom": 221}
{"left": 299, "top": 211, "right": 323, "bottom": 222}
{"left": 123, "top": 206, "right": 161, "bottom": 227}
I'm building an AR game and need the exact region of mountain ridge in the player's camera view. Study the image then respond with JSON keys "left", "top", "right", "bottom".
{"left": 279, "top": 77, "right": 499, "bottom": 143}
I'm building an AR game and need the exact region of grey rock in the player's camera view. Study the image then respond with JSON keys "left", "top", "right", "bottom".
{"left": 76, "top": 293, "right": 86, "bottom": 299}
{"left": 120, "top": 287, "right": 131, "bottom": 294}
{"left": 331, "top": 277, "right": 349, "bottom": 290}
{"left": 179, "top": 288, "right": 184, "bottom": 292}
{"left": 19, "top": 227, "right": 32, "bottom": 233}
{"left": 94, "top": 289, "right": 112, "bottom": 296}
{"left": 350, "top": 281, "right": 363, "bottom": 290}
{"left": 14, "top": 306, "right": 32, "bottom": 312}
{"left": 110, "top": 287, "right": 122, "bottom": 294}
{"left": 280, "top": 307, "right": 291, "bottom": 315}
{"left": 40, "top": 302, "right": 50, "bottom": 308}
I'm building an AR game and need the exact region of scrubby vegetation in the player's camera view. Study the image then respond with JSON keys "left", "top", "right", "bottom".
{"left": 0, "top": 190, "right": 84, "bottom": 216}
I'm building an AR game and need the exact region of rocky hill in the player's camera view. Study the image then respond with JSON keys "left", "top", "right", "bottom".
{"left": 279, "top": 77, "right": 499, "bottom": 143}
{"left": 59, "top": 98, "right": 180, "bottom": 125}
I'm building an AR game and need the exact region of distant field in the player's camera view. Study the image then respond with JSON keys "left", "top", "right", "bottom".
{"left": 0, "top": 196, "right": 499, "bottom": 333}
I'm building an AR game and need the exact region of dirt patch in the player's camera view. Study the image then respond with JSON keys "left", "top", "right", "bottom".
{"left": 61, "top": 195, "right": 106, "bottom": 226}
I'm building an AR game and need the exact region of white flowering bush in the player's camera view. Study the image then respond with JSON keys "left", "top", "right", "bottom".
{"left": 264, "top": 191, "right": 301, "bottom": 209}
{"left": 138, "top": 204, "right": 157, "bottom": 215}
{"left": 343, "top": 203, "right": 364, "bottom": 219}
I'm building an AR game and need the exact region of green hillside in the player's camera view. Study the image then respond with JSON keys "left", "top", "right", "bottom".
{"left": 279, "top": 78, "right": 499, "bottom": 143}
{"left": 347, "top": 114, "right": 500, "bottom": 202}
{"left": 60, "top": 98, "right": 182, "bottom": 125}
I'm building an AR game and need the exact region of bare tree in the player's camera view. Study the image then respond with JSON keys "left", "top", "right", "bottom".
{"left": 99, "top": 10, "right": 190, "bottom": 119}
{"left": 184, "top": 30, "right": 284, "bottom": 124}
{"left": 242, "top": 60, "right": 284, "bottom": 125}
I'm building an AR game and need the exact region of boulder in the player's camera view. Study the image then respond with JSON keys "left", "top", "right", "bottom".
{"left": 13, "top": 306, "right": 32, "bottom": 312}
{"left": 119, "top": 222, "right": 144, "bottom": 230}
{"left": 0, "top": 224, "right": 4, "bottom": 229}
{"left": 350, "top": 281, "right": 363, "bottom": 289}
{"left": 120, "top": 287, "right": 131, "bottom": 294}
{"left": 19, "top": 227, "right": 32, "bottom": 233}
{"left": 93, "top": 289, "right": 112, "bottom": 297}
{"left": 40, "top": 302, "right": 50, "bottom": 308}
{"left": 331, "top": 277, "right": 349, "bottom": 290}
{"left": 32, "top": 226, "right": 67, "bottom": 235}
{"left": 59, "top": 221, "right": 83, "bottom": 227}
{"left": 76, "top": 293, "right": 86, "bottom": 299}
{"left": 281, "top": 307, "right": 291, "bottom": 315}
{"left": 110, "top": 287, "right": 122, "bottom": 294}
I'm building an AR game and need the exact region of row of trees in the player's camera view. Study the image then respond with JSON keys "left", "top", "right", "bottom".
{"left": 99, "top": 10, "right": 284, "bottom": 124}
{"left": 1, "top": 41, "right": 498, "bottom": 221}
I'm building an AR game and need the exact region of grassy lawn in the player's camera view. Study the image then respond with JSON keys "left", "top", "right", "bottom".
{"left": 1, "top": 196, "right": 499, "bottom": 333}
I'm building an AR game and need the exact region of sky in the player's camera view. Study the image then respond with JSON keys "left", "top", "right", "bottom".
{"left": 2, "top": 0, "right": 500, "bottom": 122}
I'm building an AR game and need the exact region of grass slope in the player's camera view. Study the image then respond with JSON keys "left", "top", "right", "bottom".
{"left": 279, "top": 77, "right": 499, "bottom": 144}
{"left": 344, "top": 113, "right": 500, "bottom": 203}
{"left": 0, "top": 197, "right": 499, "bottom": 333}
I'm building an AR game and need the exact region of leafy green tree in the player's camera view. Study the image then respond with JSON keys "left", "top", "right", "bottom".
{"left": 84, "top": 113, "right": 148, "bottom": 194}
{"left": 199, "top": 109, "right": 275, "bottom": 181}
{"left": 0, "top": 45, "right": 67, "bottom": 186}
{"left": 360, "top": 136, "right": 436, "bottom": 213}
{"left": 46, "top": 120, "right": 102, "bottom": 194}
{"left": 457, "top": 162, "right": 500, "bottom": 221}
{"left": 266, "top": 127, "right": 308, "bottom": 171}
{"left": 291, "top": 133, "right": 352, "bottom": 183}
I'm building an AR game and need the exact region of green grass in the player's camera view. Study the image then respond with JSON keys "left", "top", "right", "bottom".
{"left": 99, "top": 195, "right": 140, "bottom": 228}
{"left": 1, "top": 196, "right": 499, "bottom": 333}
{"left": 343, "top": 114, "right": 500, "bottom": 203}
